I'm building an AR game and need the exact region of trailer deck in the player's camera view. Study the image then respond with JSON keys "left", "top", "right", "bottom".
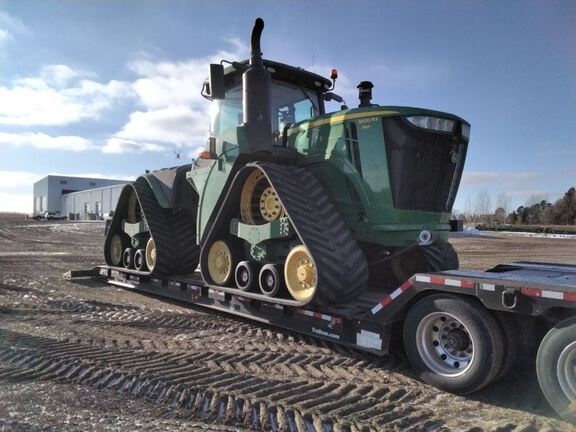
{"left": 65, "top": 261, "right": 576, "bottom": 356}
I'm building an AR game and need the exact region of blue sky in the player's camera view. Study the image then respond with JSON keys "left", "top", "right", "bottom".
{"left": 0, "top": 0, "right": 574, "bottom": 214}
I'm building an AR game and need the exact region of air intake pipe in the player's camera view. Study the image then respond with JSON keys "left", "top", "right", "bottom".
{"left": 242, "top": 18, "right": 272, "bottom": 153}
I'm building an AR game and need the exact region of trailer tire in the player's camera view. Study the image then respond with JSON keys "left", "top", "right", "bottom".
{"left": 536, "top": 316, "right": 576, "bottom": 425}
{"left": 493, "top": 313, "right": 518, "bottom": 382}
{"left": 403, "top": 294, "right": 504, "bottom": 394}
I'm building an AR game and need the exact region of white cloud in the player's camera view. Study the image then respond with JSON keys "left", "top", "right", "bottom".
{"left": 102, "top": 137, "right": 165, "bottom": 154}
{"left": 0, "top": 192, "right": 33, "bottom": 213}
{"left": 0, "top": 11, "right": 31, "bottom": 45}
{"left": 0, "top": 28, "right": 9, "bottom": 43}
{"left": 0, "top": 132, "right": 94, "bottom": 151}
{"left": 112, "top": 106, "right": 208, "bottom": 149}
{"left": 0, "top": 170, "right": 42, "bottom": 189}
{"left": 106, "top": 39, "right": 248, "bottom": 154}
{"left": 0, "top": 65, "right": 133, "bottom": 126}
{"left": 129, "top": 40, "right": 248, "bottom": 110}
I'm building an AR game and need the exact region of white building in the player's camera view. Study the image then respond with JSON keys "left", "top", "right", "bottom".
{"left": 33, "top": 175, "right": 128, "bottom": 219}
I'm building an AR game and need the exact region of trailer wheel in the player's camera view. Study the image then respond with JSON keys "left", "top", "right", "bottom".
{"left": 493, "top": 313, "right": 518, "bottom": 382}
{"left": 537, "top": 317, "right": 576, "bottom": 425}
{"left": 403, "top": 294, "right": 504, "bottom": 394}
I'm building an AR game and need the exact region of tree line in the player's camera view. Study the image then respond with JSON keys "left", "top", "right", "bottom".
{"left": 455, "top": 186, "right": 576, "bottom": 226}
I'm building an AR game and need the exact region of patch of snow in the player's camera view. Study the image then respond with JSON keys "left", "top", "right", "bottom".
{"left": 499, "top": 231, "right": 576, "bottom": 240}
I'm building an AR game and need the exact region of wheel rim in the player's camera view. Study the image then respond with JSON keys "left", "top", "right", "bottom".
{"left": 235, "top": 261, "right": 253, "bottom": 291}
{"left": 557, "top": 341, "right": 576, "bottom": 400}
{"left": 284, "top": 245, "right": 317, "bottom": 302}
{"left": 240, "top": 169, "right": 285, "bottom": 224}
{"left": 259, "top": 264, "right": 280, "bottom": 296}
{"left": 145, "top": 237, "right": 156, "bottom": 271}
{"left": 259, "top": 186, "right": 282, "bottom": 222}
{"left": 415, "top": 312, "right": 474, "bottom": 376}
{"left": 122, "top": 248, "right": 133, "bottom": 268}
{"left": 207, "top": 240, "right": 233, "bottom": 285}
{"left": 109, "top": 234, "right": 124, "bottom": 266}
{"left": 134, "top": 249, "right": 145, "bottom": 271}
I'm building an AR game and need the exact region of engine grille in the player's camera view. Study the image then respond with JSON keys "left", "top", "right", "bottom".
{"left": 382, "top": 117, "right": 467, "bottom": 213}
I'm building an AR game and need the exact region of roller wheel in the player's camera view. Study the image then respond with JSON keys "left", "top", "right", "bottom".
{"left": 109, "top": 233, "right": 129, "bottom": 267}
{"left": 134, "top": 249, "right": 147, "bottom": 271}
{"left": 240, "top": 169, "right": 285, "bottom": 224}
{"left": 403, "top": 294, "right": 504, "bottom": 394}
{"left": 259, "top": 264, "right": 283, "bottom": 297}
{"left": 235, "top": 261, "right": 256, "bottom": 292}
{"left": 537, "top": 317, "right": 576, "bottom": 425}
{"left": 284, "top": 245, "right": 317, "bottom": 302}
{"left": 122, "top": 247, "right": 134, "bottom": 269}
{"left": 145, "top": 237, "right": 156, "bottom": 272}
{"left": 207, "top": 240, "right": 234, "bottom": 285}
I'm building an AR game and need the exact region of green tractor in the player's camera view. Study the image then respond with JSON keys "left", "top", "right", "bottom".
{"left": 104, "top": 18, "right": 469, "bottom": 306}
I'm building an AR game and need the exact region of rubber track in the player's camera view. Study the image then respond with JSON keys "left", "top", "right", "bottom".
{"left": 104, "top": 178, "right": 199, "bottom": 276}
{"left": 202, "top": 162, "right": 368, "bottom": 306}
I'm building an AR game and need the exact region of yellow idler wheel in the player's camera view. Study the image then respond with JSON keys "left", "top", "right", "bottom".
{"left": 240, "top": 169, "right": 285, "bottom": 224}
{"left": 284, "top": 245, "right": 317, "bottom": 303}
{"left": 207, "top": 240, "right": 233, "bottom": 285}
{"left": 109, "top": 234, "right": 125, "bottom": 267}
{"left": 145, "top": 237, "right": 156, "bottom": 272}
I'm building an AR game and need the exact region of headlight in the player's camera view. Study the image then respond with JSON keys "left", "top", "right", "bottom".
{"left": 407, "top": 116, "right": 455, "bottom": 133}
{"left": 461, "top": 122, "right": 471, "bottom": 141}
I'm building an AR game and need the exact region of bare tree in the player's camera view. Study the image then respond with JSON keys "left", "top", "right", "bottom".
{"left": 497, "top": 193, "right": 512, "bottom": 217}
{"left": 474, "top": 191, "right": 492, "bottom": 224}
{"left": 464, "top": 194, "right": 473, "bottom": 220}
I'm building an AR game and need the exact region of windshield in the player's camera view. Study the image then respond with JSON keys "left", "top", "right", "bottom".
{"left": 209, "top": 81, "right": 320, "bottom": 139}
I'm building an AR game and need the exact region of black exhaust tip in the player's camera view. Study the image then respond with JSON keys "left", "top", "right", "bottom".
{"left": 251, "top": 18, "right": 265, "bottom": 64}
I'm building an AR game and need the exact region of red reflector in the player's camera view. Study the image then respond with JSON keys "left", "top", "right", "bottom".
{"left": 200, "top": 151, "right": 212, "bottom": 159}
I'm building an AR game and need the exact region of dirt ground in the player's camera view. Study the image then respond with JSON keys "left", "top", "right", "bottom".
{"left": 0, "top": 219, "right": 575, "bottom": 432}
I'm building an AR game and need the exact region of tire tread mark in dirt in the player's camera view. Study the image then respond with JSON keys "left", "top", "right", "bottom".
{"left": 0, "top": 328, "right": 444, "bottom": 432}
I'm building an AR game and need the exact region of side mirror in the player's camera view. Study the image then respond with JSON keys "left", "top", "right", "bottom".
{"left": 209, "top": 64, "right": 225, "bottom": 99}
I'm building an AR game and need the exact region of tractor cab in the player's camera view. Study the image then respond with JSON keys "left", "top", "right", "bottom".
{"left": 205, "top": 60, "right": 332, "bottom": 154}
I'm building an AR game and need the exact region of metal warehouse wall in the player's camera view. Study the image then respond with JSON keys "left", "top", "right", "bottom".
{"left": 33, "top": 175, "right": 127, "bottom": 217}
{"left": 61, "top": 184, "right": 125, "bottom": 220}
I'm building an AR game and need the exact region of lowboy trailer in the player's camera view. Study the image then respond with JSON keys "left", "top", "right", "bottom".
{"left": 66, "top": 260, "right": 576, "bottom": 425}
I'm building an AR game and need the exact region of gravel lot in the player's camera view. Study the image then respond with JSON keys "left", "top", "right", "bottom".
{"left": 1, "top": 218, "right": 575, "bottom": 431}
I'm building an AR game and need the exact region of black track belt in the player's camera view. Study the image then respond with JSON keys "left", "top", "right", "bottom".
{"left": 199, "top": 161, "right": 368, "bottom": 306}
{"left": 104, "top": 177, "right": 199, "bottom": 276}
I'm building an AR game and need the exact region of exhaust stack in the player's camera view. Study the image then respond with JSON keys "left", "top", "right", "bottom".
{"left": 242, "top": 18, "right": 272, "bottom": 153}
